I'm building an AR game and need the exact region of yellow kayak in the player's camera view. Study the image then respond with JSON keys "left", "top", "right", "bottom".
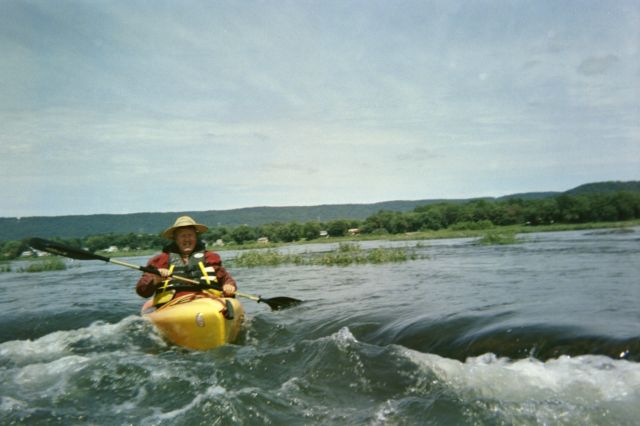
{"left": 141, "top": 293, "right": 244, "bottom": 350}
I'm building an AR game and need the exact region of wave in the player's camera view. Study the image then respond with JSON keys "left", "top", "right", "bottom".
{"left": 402, "top": 346, "right": 640, "bottom": 425}
{"left": 1, "top": 319, "right": 639, "bottom": 425}
{"left": 366, "top": 313, "right": 640, "bottom": 362}
{"left": 0, "top": 316, "right": 165, "bottom": 364}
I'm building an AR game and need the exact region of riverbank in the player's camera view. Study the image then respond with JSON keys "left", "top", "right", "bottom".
{"left": 97, "top": 218, "right": 640, "bottom": 257}
{"left": 6, "top": 219, "right": 633, "bottom": 272}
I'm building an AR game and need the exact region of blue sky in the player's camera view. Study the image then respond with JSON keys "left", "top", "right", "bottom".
{"left": 1, "top": 0, "right": 638, "bottom": 217}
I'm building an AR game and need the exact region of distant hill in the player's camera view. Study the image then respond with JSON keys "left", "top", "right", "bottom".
{"left": 1, "top": 180, "right": 638, "bottom": 240}
{"left": 497, "top": 191, "right": 560, "bottom": 201}
{"left": 565, "top": 181, "right": 640, "bottom": 195}
{"left": 0, "top": 201, "right": 455, "bottom": 240}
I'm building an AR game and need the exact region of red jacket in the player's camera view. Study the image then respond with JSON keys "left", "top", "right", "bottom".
{"left": 135, "top": 251, "right": 236, "bottom": 298}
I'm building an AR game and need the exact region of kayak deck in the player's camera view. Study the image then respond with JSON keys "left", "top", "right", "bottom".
{"left": 141, "top": 293, "right": 244, "bottom": 350}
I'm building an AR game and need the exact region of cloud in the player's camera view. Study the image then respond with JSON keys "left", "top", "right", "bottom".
{"left": 577, "top": 55, "right": 620, "bottom": 76}
{"left": 395, "top": 147, "right": 441, "bottom": 163}
{"left": 0, "top": 1, "right": 638, "bottom": 217}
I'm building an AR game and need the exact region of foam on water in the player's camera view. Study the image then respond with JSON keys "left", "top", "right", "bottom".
{"left": 0, "top": 315, "right": 164, "bottom": 363}
{"left": 14, "top": 354, "right": 90, "bottom": 391}
{"left": 330, "top": 325, "right": 359, "bottom": 346}
{"left": 0, "top": 316, "right": 206, "bottom": 424}
{"left": 402, "top": 348, "right": 640, "bottom": 423}
{"left": 143, "top": 384, "right": 227, "bottom": 424}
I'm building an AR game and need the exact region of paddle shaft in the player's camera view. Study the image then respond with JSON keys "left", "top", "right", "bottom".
{"left": 107, "top": 258, "right": 201, "bottom": 286}
{"left": 28, "top": 238, "right": 301, "bottom": 310}
{"left": 114, "top": 258, "right": 259, "bottom": 301}
{"left": 109, "top": 257, "right": 298, "bottom": 309}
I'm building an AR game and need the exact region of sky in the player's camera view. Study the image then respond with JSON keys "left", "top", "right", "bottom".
{"left": 1, "top": 0, "right": 638, "bottom": 218}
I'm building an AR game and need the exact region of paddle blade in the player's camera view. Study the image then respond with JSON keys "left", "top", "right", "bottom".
{"left": 28, "top": 238, "right": 108, "bottom": 262}
{"left": 260, "top": 296, "right": 303, "bottom": 311}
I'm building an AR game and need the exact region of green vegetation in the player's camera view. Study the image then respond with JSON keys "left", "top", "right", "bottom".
{"left": 477, "top": 231, "right": 519, "bottom": 245}
{"left": 450, "top": 220, "right": 495, "bottom": 231}
{"left": 18, "top": 258, "right": 67, "bottom": 273}
{"left": 215, "top": 190, "right": 640, "bottom": 246}
{"left": 233, "top": 250, "right": 304, "bottom": 267}
{"left": 317, "top": 244, "right": 417, "bottom": 266}
{"left": 1, "top": 188, "right": 640, "bottom": 261}
{"left": 2, "top": 180, "right": 638, "bottom": 242}
{"left": 231, "top": 243, "right": 420, "bottom": 268}
{"left": 565, "top": 181, "right": 640, "bottom": 195}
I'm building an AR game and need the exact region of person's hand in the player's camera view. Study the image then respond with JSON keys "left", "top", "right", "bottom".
{"left": 157, "top": 268, "right": 171, "bottom": 278}
{"left": 222, "top": 283, "right": 236, "bottom": 297}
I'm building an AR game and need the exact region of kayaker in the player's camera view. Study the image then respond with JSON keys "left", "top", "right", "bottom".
{"left": 135, "top": 216, "right": 237, "bottom": 304}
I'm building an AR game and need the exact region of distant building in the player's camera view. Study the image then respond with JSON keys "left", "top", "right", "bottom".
{"left": 20, "top": 249, "right": 51, "bottom": 257}
{"left": 347, "top": 228, "right": 360, "bottom": 235}
{"left": 257, "top": 237, "right": 270, "bottom": 244}
{"left": 319, "top": 230, "right": 329, "bottom": 238}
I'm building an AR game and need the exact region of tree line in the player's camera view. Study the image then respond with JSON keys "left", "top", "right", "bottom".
{"left": 2, "top": 191, "right": 639, "bottom": 261}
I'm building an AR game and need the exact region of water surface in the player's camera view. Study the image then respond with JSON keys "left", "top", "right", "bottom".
{"left": 1, "top": 228, "right": 639, "bottom": 424}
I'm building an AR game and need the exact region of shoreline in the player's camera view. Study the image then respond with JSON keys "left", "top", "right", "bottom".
{"left": 6, "top": 219, "right": 638, "bottom": 271}
{"left": 101, "top": 219, "right": 640, "bottom": 258}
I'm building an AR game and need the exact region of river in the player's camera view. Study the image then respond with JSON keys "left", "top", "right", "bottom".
{"left": 1, "top": 227, "right": 639, "bottom": 425}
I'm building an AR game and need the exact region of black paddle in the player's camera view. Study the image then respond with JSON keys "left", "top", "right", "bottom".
{"left": 28, "top": 238, "right": 302, "bottom": 311}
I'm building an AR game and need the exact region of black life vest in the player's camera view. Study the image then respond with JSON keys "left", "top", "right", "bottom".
{"left": 152, "top": 250, "right": 222, "bottom": 305}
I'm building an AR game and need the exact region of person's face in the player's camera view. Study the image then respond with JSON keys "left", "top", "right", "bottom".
{"left": 174, "top": 227, "right": 197, "bottom": 255}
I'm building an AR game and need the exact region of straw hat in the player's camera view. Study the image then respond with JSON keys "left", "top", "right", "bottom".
{"left": 161, "top": 216, "right": 209, "bottom": 239}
